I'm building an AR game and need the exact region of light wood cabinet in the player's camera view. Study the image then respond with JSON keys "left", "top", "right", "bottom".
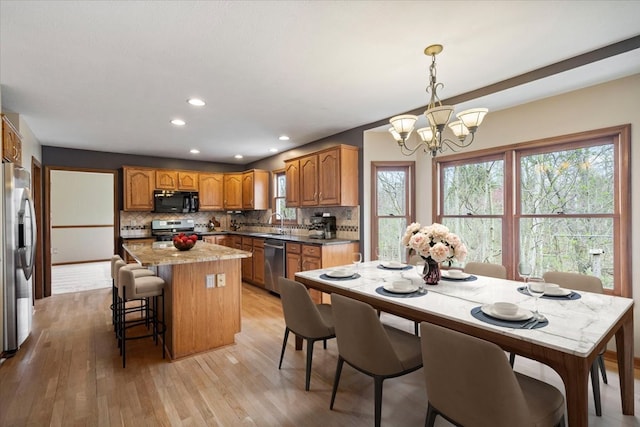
{"left": 242, "top": 169, "right": 269, "bottom": 210}
{"left": 299, "top": 154, "right": 319, "bottom": 206}
{"left": 123, "top": 167, "right": 155, "bottom": 211}
{"left": 240, "top": 237, "right": 265, "bottom": 287}
{"left": 286, "top": 145, "right": 358, "bottom": 207}
{"left": 2, "top": 115, "right": 22, "bottom": 166}
{"left": 285, "top": 159, "right": 300, "bottom": 207}
{"left": 286, "top": 241, "right": 360, "bottom": 303}
{"left": 224, "top": 173, "right": 243, "bottom": 210}
{"left": 199, "top": 173, "right": 224, "bottom": 211}
{"left": 178, "top": 171, "right": 198, "bottom": 191}
{"left": 252, "top": 239, "right": 265, "bottom": 286}
{"left": 155, "top": 170, "right": 198, "bottom": 191}
{"left": 155, "top": 170, "right": 178, "bottom": 190}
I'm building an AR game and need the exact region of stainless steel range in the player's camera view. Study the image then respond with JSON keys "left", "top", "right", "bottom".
{"left": 151, "top": 219, "right": 198, "bottom": 241}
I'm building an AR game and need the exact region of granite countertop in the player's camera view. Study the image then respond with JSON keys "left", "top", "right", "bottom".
{"left": 122, "top": 240, "right": 252, "bottom": 267}
{"left": 122, "top": 230, "right": 359, "bottom": 246}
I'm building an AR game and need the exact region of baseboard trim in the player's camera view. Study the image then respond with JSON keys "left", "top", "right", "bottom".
{"left": 603, "top": 349, "right": 640, "bottom": 374}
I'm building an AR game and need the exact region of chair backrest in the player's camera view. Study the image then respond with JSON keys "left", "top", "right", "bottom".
{"left": 420, "top": 323, "right": 534, "bottom": 427}
{"left": 331, "top": 293, "right": 404, "bottom": 375}
{"left": 463, "top": 262, "right": 507, "bottom": 279}
{"left": 278, "top": 277, "right": 333, "bottom": 339}
{"left": 542, "top": 271, "right": 603, "bottom": 294}
{"left": 111, "top": 255, "right": 124, "bottom": 280}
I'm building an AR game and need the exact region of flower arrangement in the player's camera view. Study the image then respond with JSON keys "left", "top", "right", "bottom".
{"left": 401, "top": 222, "right": 468, "bottom": 264}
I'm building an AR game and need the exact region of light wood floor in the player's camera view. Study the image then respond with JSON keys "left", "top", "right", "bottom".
{"left": 51, "top": 261, "right": 111, "bottom": 294}
{"left": 1, "top": 284, "right": 638, "bottom": 426}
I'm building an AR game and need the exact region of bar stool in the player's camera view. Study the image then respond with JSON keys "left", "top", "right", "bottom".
{"left": 110, "top": 255, "right": 154, "bottom": 334}
{"left": 115, "top": 260, "right": 166, "bottom": 367}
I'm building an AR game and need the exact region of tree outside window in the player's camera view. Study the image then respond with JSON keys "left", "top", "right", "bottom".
{"left": 274, "top": 171, "right": 296, "bottom": 222}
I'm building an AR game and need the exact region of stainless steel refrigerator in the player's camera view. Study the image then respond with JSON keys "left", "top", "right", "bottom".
{"left": 1, "top": 162, "right": 36, "bottom": 357}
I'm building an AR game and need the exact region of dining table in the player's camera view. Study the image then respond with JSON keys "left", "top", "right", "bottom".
{"left": 294, "top": 261, "right": 635, "bottom": 427}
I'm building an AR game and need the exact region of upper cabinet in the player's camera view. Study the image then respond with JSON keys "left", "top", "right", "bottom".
{"left": 284, "top": 159, "right": 300, "bottom": 207}
{"left": 2, "top": 115, "right": 22, "bottom": 167}
{"left": 155, "top": 170, "right": 199, "bottom": 191}
{"left": 199, "top": 173, "right": 224, "bottom": 211}
{"left": 124, "top": 167, "right": 155, "bottom": 211}
{"left": 242, "top": 169, "right": 269, "bottom": 210}
{"left": 286, "top": 145, "right": 359, "bottom": 207}
{"left": 178, "top": 171, "right": 198, "bottom": 191}
{"left": 223, "top": 173, "right": 243, "bottom": 210}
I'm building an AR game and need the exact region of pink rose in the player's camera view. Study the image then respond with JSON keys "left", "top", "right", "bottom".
{"left": 429, "top": 242, "right": 449, "bottom": 263}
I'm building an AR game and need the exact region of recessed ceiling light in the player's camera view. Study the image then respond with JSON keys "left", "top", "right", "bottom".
{"left": 187, "top": 98, "right": 206, "bottom": 107}
{"left": 269, "top": 148, "right": 278, "bottom": 153}
{"left": 171, "top": 119, "right": 186, "bottom": 126}
{"left": 190, "top": 149, "right": 200, "bottom": 154}
{"left": 234, "top": 154, "right": 243, "bottom": 159}
{"left": 279, "top": 135, "right": 290, "bottom": 141}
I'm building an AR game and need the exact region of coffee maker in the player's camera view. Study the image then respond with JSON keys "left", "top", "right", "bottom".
{"left": 309, "top": 214, "right": 337, "bottom": 239}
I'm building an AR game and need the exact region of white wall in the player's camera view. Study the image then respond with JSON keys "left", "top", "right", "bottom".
{"left": 50, "top": 170, "right": 115, "bottom": 263}
{"left": 364, "top": 73, "right": 640, "bottom": 357}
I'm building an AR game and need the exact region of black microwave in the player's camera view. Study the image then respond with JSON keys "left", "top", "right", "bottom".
{"left": 153, "top": 190, "right": 199, "bottom": 213}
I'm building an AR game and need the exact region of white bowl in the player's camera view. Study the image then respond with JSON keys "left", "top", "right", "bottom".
{"left": 493, "top": 302, "right": 519, "bottom": 316}
{"left": 391, "top": 279, "right": 413, "bottom": 291}
{"left": 447, "top": 269, "right": 465, "bottom": 278}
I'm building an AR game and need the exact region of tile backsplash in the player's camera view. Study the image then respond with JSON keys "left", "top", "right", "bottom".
{"left": 120, "top": 206, "right": 360, "bottom": 240}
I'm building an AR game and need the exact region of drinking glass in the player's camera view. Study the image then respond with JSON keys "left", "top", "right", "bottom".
{"left": 415, "top": 261, "right": 426, "bottom": 293}
{"left": 527, "top": 276, "right": 545, "bottom": 318}
{"left": 518, "top": 261, "right": 532, "bottom": 283}
{"left": 352, "top": 252, "right": 362, "bottom": 270}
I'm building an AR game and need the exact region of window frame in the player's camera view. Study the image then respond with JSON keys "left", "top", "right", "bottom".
{"left": 433, "top": 125, "right": 631, "bottom": 297}
{"left": 371, "top": 161, "right": 415, "bottom": 261}
{"left": 272, "top": 169, "right": 297, "bottom": 224}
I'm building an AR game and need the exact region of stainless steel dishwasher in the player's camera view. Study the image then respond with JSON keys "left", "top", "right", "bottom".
{"left": 264, "top": 239, "right": 285, "bottom": 294}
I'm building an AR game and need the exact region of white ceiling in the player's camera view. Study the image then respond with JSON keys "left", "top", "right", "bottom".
{"left": 1, "top": 1, "right": 640, "bottom": 165}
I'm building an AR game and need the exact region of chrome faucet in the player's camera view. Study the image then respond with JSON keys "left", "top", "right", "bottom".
{"left": 268, "top": 212, "right": 285, "bottom": 234}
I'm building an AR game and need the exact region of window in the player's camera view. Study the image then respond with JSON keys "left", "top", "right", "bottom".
{"left": 436, "top": 126, "right": 631, "bottom": 296}
{"left": 273, "top": 170, "right": 297, "bottom": 222}
{"left": 371, "top": 162, "right": 415, "bottom": 262}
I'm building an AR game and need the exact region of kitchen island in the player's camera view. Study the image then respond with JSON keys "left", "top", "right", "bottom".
{"left": 122, "top": 241, "right": 251, "bottom": 360}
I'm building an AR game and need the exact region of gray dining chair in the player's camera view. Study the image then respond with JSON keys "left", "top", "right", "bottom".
{"left": 277, "top": 277, "right": 335, "bottom": 391}
{"left": 463, "top": 261, "right": 507, "bottom": 279}
{"left": 330, "top": 293, "right": 423, "bottom": 427}
{"left": 543, "top": 271, "right": 608, "bottom": 415}
{"left": 420, "top": 322, "right": 566, "bottom": 427}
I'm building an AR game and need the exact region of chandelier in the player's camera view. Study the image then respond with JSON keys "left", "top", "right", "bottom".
{"left": 389, "top": 44, "right": 488, "bottom": 157}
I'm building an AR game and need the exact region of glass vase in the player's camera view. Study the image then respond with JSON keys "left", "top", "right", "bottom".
{"left": 422, "top": 257, "right": 441, "bottom": 285}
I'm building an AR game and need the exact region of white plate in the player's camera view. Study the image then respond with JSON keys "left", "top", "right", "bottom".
{"left": 481, "top": 304, "right": 533, "bottom": 321}
{"left": 379, "top": 262, "right": 408, "bottom": 270}
{"left": 543, "top": 287, "right": 572, "bottom": 297}
{"left": 326, "top": 270, "right": 355, "bottom": 278}
{"left": 383, "top": 283, "right": 419, "bottom": 294}
{"left": 441, "top": 270, "right": 471, "bottom": 279}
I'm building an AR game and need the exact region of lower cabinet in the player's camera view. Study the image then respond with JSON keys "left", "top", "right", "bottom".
{"left": 241, "top": 237, "right": 265, "bottom": 287}
{"left": 286, "top": 241, "right": 359, "bottom": 303}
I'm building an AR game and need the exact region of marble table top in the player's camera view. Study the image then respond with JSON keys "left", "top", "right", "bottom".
{"left": 296, "top": 261, "right": 634, "bottom": 358}
{"left": 123, "top": 241, "right": 252, "bottom": 267}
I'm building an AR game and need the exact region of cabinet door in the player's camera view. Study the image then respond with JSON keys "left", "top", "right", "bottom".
{"left": 124, "top": 168, "right": 155, "bottom": 211}
{"left": 252, "top": 239, "right": 265, "bottom": 286}
{"left": 242, "top": 171, "right": 255, "bottom": 209}
{"left": 318, "top": 148, "right": 341, "bottom": 205}
{"left": 286, "top": 252, "right": 302, "bottom": 279}
{"left": 178, "top": 171, "right": 199, "bottom": 191}
{"left": 300, "top": 154, "right": 318, "bottom": 206}
{"left": 2, "top": 116, "right": 22, "bottom": 166}
{"left": 224, "top": 174, "right": 243, "bottom": 209}
{"left": 241, "top": 238, "right": 254, "bottom": 280}
{"left": 155, "top": 170, "right": 178, "bottom": 190}
{"left": 285, "top": 159, "right": 300, "bottom": 207}
{"left": 199, "top": 173, "right": 224, "bottom": 211}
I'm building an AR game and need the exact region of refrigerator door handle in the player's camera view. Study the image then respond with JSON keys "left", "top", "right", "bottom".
{"left": 17, "top": 187, "right": 36, "bottom": 281}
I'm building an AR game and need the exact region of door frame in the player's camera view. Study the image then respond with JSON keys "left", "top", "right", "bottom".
{"left": 44, "top": 166, "right": 119, "bottom": 297}
{"left": 31, "top": 157, "right": 44, "bottom": 300}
